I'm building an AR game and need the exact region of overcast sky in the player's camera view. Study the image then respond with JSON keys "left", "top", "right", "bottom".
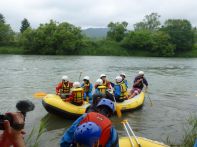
{"left": 1, "top": 0, "right": 197, "bottom": 31}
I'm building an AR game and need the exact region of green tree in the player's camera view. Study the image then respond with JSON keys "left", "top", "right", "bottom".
{"left": 20, "top": 18, "right": 30, "bottom": 33}
{"left": 121, "top": 30, "right": 152, "bottom": 51}
{"left": 134, "top": 13, "right": 161, "bottom": 31}
{"left": 107, "top": 21, "right": 128, "bottom": 42}
{"left": 150, "top": 31, "right": 175, "bottom": 56}
{"left": 0, "top": 13, "right": 14, "bottom": 46}
{"left": 20, "top": 20, "right": 84, "bottom": 55}
{"left": 0, "top": 13, "right": 5, "bottom": 23}
{"left": 161, "top": 19, "right": 194, "bottom": 52}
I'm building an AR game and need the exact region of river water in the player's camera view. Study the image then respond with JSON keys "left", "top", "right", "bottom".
{"left": 0, "top": 55, "right": 197, "bottom": 146}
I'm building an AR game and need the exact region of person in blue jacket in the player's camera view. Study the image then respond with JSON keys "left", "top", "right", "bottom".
{"left": 60, "top": 98, "right": 119, "bottom": 147}
{"left": 81, "top": 76, "right": 93, "bottom": 103}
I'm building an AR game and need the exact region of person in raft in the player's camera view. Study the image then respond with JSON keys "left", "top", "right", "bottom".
{"left": 81, "top": 76, "right": 93, "bottom": 103}
{"left": 94, "top": 79, "right": 106, "bottom": 96}
{"left": 99, "top": 74, "right": 113, "bottom": 90}
{"left": 120, "top": 73, "right": 128, "bottom": 88}
{"left": 56, "top": 75, "right": 73, "bottom": 99}
{"left": 129, "top": 71, "right": 148, "bottom": 98}
{"left": 60, "top": 98, "right": 119, "bottom": 147}
{"left": 65, "top": 82, "right": 84, "bottom": 106}
{"left": 114, "top": 76, "right": 128, "bottom": 102}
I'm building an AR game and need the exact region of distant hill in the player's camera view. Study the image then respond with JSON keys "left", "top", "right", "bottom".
{"left": 82, "top": 28, "right": 108, "bottom": 38}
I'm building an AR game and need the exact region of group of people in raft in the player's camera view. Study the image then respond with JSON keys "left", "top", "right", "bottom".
{"left": 57, "top": 71, "right": 148, "bottom": 147}
{"left": 56, "top": 71, "right": 148, "bottom": 106}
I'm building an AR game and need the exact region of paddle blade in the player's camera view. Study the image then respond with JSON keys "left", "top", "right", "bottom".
{"left": 116, "top": 105, "right": 122, "bottom": 117}
{"left": 34, "top": 92, "right": 47, "bottom": 98}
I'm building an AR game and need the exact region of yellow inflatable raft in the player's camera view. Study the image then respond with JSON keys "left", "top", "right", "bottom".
{"left": 116, "top": 92, "right": 145, "bottom": 111}
{"left": 42, "top": 94, "right": 90, "bottom": 119}
{"left": 119, "top": 136, "right": 169, "bottom": 147}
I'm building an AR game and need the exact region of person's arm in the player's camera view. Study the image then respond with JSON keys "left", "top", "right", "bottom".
{"left": 56, "top": 83, "right": 62, "bottom": 95}
{"left": 106, "top": 127, "right": 119, "bottom": 147}
{"left": 133, "top": 79, "right": 142, "bottom": 87}
{"left": 143, "top": 78, "right": 148, "bottom": 87}
{"left": 0, "top": 112, "right": 25, "bottom": 147}
{"left": 60, "top": 114, "right": 86, "bottom": 147}
{"left": 89, "top": 83, "right": 93, "bottom": 92}
{"left": 107, "top": 81, "right": 112, "bottom": 89}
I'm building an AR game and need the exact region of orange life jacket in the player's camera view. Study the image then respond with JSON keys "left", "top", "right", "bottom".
{"left": 62, "top": 82, "right": 72, "bottom": 93}
{"left": 80, "top": 112, "right": 112, "bottom": 146}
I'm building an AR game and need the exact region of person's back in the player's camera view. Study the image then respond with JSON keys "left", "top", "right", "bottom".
{"left": 66, "top": 82, "right": 84, "bottom": 106}
{"left": 60, "top": 98, "right": 119, "bottom": 147}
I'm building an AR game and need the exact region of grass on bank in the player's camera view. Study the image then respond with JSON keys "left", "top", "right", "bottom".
{"left": 166, "top": 115, "right": 197, "bottom": 147}
{"left": 0, "top": 46, "right": 24, "bottom": 54}
{"left": 181, "top": 116, "right": 197, "bottom": 147}
{"left": 25, "top": 119, "right": 48, "bottom": 147}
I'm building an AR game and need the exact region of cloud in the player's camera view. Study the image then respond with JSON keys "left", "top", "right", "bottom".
{"left": 0, "top": 0, "right": 197, "bottom": 31}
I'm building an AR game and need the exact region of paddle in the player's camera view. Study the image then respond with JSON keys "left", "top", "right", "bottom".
{"left": 111, "top": 94, "right": 122, "bottom": 118}
{"left": 145, "top": 90, "right": 153, "bottom": 107}
{"left": 33, "top": 92, "right": 47, "bottom": 98}
{"left": 122, "top": 119, "right": 142, "bottom": 147}
{"left": 78, "top": 71, "right": 82, "bottom": 82}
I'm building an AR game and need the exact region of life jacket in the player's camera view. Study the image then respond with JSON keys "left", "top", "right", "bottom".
{"left": 79, "top": 112, "right": 112, "bottom": 146}
{"left": 62, "top": 82, "right": 71, "bottom": 93}
{"left": 102, "top": 80, "right": 110, "bottom": 87}
{"left": 72, "top": 88, "right": 84, "bottom": 104}
{"left": 83, "top": 83, "right": 90, "bottom": 93}
{"left": 97, "top": 85, "right": 107, "bottom": 94}
{"left": 118, "top": 81, "right": 127, "bottom": 99}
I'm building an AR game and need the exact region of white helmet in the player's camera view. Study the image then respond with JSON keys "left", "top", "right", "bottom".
{"left": 115, "top": 76, "right": 122, "bottom": 83}
{"left": 96, "top": 79, "right": 103, "bottom": 85}
{"left": 120, "top": 73, "right": 126, "bottom": 77}
{"left": 73, "top": 81, "right": 80, "bottom": 88}
{"left": 62, "top": 75, "right": 69, "bottom": 81}
{"left": 100, "top": 74, "right": 106, "bottom": 78}
{"left": 138, "top": 71, "right": 144, "bottom": 76}
{"left": 83, "top": 76, "right": 90, "bottom": 81}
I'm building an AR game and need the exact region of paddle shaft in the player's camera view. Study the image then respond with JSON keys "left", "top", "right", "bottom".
{"left": 125, "top": 121, "right": 141, "bottom": 147}
{"left": 122, "top": 122, "right": 135, "bottom": 147}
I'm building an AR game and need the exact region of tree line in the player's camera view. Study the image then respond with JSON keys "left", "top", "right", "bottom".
{"left": 0, "top": 13, "right": 196, "bottom": 56}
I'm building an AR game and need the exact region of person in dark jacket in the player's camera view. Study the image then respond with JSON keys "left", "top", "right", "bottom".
{"left": 129, "top": 71, "right": 148, "bottom": 98}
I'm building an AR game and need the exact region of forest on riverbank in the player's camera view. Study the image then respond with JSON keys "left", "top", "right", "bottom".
{"left": 0, "top": 13, "right": 197, "bottom": 57}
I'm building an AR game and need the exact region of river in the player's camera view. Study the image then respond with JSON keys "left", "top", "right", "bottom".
{"left": 0, "top": 55, "right": 197, "bottom": 146}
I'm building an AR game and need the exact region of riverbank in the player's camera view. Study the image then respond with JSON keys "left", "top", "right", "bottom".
{"left": 0, "top": 46, "right": 24, "bottom": 54}
{"left": 1, "top": 44, "right": 197, "bottom": 57}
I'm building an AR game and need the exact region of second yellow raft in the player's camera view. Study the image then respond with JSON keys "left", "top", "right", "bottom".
{"left": 119, "top": 136, "right": 169, "bottom": 147}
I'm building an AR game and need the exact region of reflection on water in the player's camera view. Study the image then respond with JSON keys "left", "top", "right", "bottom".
{"left": 0, "top": 55, "right": 197, "bottom": 146}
